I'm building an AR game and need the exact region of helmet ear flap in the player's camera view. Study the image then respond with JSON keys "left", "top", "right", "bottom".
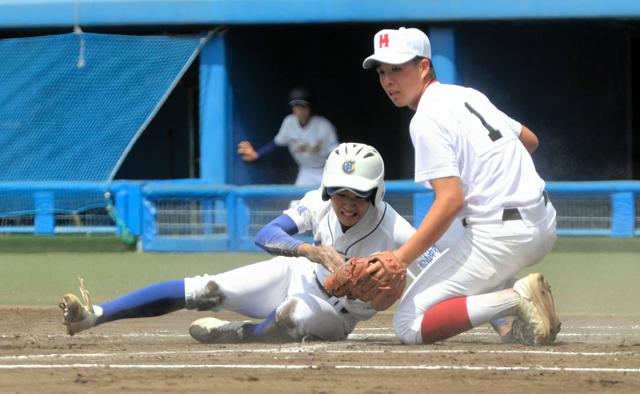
{"left": 321, "top": 187, "right": 330, "bottom": 201}
{"left": 368, "top": 187, "right": 378, "bottom": 206}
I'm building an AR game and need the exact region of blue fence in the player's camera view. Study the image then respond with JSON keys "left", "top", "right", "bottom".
{"left": 1, "top": 180, "right": 638, "bottom": 251}
{"left": 0, "top": 182, "right": 111, "bottom": 234}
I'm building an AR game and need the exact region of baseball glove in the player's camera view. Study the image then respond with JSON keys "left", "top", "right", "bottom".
{"left": 323, "top": 251, "right": 407, "bottom": 311}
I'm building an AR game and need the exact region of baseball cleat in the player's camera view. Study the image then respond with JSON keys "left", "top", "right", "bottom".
{"left": 189, "top": 317, "right": 250, "bottom": 344}
{"left": 59, "top": 277, "right": 97, "bottom": 336}
{"left": 513, "top": 273, "right": 561, "bottom": 346}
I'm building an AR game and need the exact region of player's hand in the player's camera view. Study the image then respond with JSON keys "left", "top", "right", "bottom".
{"left": 298, "top": 244, "right": 344, "bottom": 273}
{"left": 237, "top": 141, "right": 258, "bottom": 161}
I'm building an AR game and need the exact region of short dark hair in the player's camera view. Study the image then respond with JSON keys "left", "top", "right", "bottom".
{"left": 412, "top": 56, "right": 437, "bottom": 81}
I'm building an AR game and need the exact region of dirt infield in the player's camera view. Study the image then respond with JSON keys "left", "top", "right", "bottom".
{"left": 1, "top": 307, "right": 639, "bottom": 393}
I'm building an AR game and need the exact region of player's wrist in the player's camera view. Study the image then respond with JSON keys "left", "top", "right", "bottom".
{"left": 296, "top": 243, "right": 313, "bottom": 258}
{"left": 392, "top": 249, "right": 410, "bottom": 269}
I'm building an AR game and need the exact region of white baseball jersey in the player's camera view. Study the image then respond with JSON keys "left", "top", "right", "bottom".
{"left": 393, "top": 82, "right": 557, "bottom": 344}
{"left": 185, "top": 189, "right": 439, "bottom": 340}
{"left": 274, "top": 114, "right": 338, "bottom": 185}
{"left": 284, "top": 189, "right": 420, "bottom": 319}
{"left": 410, "top": 82, "right": 545, "bottom": 220}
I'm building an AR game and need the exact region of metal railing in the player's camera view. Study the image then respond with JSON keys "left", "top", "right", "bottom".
{"left": 1, "top": 180, "right": 638, "bottom": 251}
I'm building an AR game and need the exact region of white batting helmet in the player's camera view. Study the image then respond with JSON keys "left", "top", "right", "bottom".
{"left": 321, "top": 142, "right": 385, "bottom": 206}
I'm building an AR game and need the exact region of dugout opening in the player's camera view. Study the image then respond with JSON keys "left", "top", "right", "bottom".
{"left": 226, "top": 22, "right": 636, "bottom": 185}
{"left": 226, "top": 24, "right": 419, "bottom": 185}
{"left": 114, "top": 60, "right": 200, "bottom": 180}
{"left": 111, "top": 25, "right": 418, "bottom": 185}
{"left": 111, "top": 22, "right": 637, "bottom": 184}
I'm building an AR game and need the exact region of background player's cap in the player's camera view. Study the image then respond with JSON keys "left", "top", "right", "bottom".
{"left": 362, "top": 27, "right": 431, "bottom": 69}
{"left": 288, "top": 87, "right": 312, "bottom": 107}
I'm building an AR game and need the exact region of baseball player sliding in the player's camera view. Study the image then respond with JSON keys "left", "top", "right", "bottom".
{"left": 60, "top": 143, "right": 438, "bottom": 342}
{"left": 360, "top": 27, "right": 560, "bottom": 345}
{"left": 237, "top": 87, "right": 339, "bottom": 186}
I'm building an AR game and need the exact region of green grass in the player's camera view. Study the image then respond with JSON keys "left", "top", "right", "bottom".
{"left": 0, "top": 235, "right": 638, "bottom": 316}
{"left": 0, "top": 234, "right": 137, "bottom": 253}
{"left": 0, "top": 251, "right": 266, "bottom": 306}
{"left": 0, "top": 235, "right": 266, "bottom": 305}
{"left": 522, "top": 240, "right": 640, "bottom": 316}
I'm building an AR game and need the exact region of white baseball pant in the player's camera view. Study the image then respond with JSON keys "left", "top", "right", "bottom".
{"left": 394, "top": 195, "right": 557, "bottom": 344}
{"left": 295, "top": 166, "right": 324, "bottom": 186}
{"left": 184, "top": 257, "right": 360, "bottom": 340}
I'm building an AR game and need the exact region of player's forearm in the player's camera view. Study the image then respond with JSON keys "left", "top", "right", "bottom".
{"left": 255, "top": 215, "right": 303, "bottom": 257}
{"left": 255, "top": 140, "right": 277, "bottom": 158}
{"left": 297, "top": 244, "right": 344, "bottom": 272}
{"left": 395, "top": 181, "right": 463, "bottom": 266}
{"left": 396, "top": 210, "right": 454, "bottom": 266}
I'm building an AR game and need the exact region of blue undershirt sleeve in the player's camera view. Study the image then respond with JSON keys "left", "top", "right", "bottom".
{"left": 255, "top": 140, "right": 278, "bottom": 158}
{"left": 255, "top": 214, "right": 303, "bottom": 257}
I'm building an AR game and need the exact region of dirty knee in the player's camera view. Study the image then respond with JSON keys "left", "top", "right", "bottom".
{"left": 189, "top": 280, "right": 226, "bottom": 311}
{"left": 275, "top": 298, "right": 299, "bottom": 331}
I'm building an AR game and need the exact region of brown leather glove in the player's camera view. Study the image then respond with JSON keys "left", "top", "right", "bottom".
{"left": 323, "top": 251, "right": 406, "bottom": 311}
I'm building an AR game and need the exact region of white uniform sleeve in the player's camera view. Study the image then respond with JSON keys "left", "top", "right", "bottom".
{"left": 273, "top": 115, "right": 294, "bottom": 146}
{"left": 500, "top": 111, "right": 522, "bottom": 137}
{"left": 410, "top": 115, "right": 459, "bottom": 187}
{"left": 322, "top": 118, "right": 339, "bottom": 155}
{"left": 282, "top": 189, "right": 325, "bottom": 233}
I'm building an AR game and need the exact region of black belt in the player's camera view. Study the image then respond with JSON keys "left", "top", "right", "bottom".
{"left": 543, "top": 190, "right": 549, "bottom": 206}
{"left": 463, "top": 190, "right": 549, "bottom": 227}
{"left": 314, "top": 272, "right": 349, "bottom": 314}
{"left": 502, "top": 208, "right": 522, "bottom": 221}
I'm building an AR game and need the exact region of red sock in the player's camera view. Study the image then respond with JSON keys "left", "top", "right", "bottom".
{"left": 421, "top": 297, "right": 472, "bottom": 344}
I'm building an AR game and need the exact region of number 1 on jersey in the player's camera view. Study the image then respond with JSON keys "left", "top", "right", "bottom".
{"left": 464, "top": 102, "right": 503, "bottom": 142}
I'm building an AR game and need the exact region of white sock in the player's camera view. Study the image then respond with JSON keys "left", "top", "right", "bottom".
{"left": 92, "top": 305, "right": 104, "bottom": 318}
{"left": 466, "top": 289, "right": 520, "bottom": 327}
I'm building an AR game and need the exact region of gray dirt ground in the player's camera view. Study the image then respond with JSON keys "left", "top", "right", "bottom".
{"left": 1, "top": 307, "right": 639, "bottom": 394}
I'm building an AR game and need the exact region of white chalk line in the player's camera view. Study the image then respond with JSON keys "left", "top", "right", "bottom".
{"left": 456, "top": 332, "right": 635, "bottom": 338}
{"left": 1, "top": 324, "right": 637, "bottom": 340}
{"left": 2, "top": 331, "right": 633, "bottom": 341}
{"left": 0, "top": 363, "right": 312, "bottom": 370}
{"left": 350, "top": 332, "right": 636, "bottom": 339}
{"left": 326, "top": 349, "right": 640, "bottom": 357}
{"left": 360, "top": 325, "right": 640, "bottom": 331}
{"left": 0, "top": 344, "right": 330, "bottom": 361}
{"left": 334, "top": 365, "right": 640, "bottom": 373}
{"left": 0, "top": 363, "right": 638, "bottom": 374}
{"left": 2, "top": 346, "right": 637, "bottom": 362}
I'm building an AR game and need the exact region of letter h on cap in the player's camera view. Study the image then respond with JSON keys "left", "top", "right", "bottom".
{"left": 379, "top": 33, "right": 389, "bottom": 48}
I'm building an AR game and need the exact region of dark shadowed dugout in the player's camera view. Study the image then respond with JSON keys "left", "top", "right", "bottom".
{"left": 120, "top": 21, "right": 640, "bottom": 184}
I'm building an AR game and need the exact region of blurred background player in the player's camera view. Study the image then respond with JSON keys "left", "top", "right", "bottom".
{"left": 237, "top": 87, "right": 339, "bottom": 186}
{"left": 60, "top": 143, "right": 438, "bottom": 343}
{"left": 362, "top": 27, "right": 560, "bottom": 346}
